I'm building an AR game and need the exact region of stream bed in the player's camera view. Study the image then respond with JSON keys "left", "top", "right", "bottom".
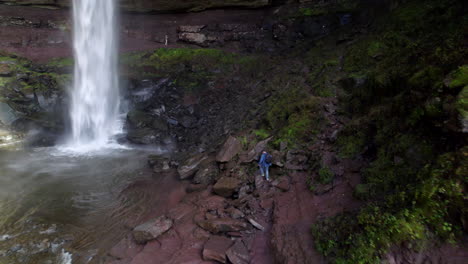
{"left": 0, "top": 146, "right": 161, "bottom": 263}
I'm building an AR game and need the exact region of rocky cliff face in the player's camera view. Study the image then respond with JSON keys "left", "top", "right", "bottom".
{"left": 0, "top": 0, "right": 376, "bottom": 62}
{"left": 0, "top": 0, "right": 271, "bottom": 12}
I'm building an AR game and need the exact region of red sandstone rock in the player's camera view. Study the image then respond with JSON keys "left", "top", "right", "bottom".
{"left": 202, "top": 235, "right": 234, "bottom": 263}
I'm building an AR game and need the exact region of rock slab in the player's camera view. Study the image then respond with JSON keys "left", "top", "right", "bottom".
{"left": 178, "top": 154, "right": 209, "bottom": 180}
{"left": 226, "top": 240, "right": 250, "bottom": 264}
{"left": 202, "top": 235, "right": 233, "bottom": 263}
{"left": 216, "top": 135, "right": 243, "bottom": 163}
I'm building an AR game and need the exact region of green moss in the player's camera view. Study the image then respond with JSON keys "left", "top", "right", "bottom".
{"left": 253, "top": 129, "right": 270, "bottom": 140}
{"left": 318, "top": 166, "right": 334, "bottom": 184}
{"left": 299, "top": 7, "right": 328, "bottom": 17}
{"left": 297, "top": 0, "right": 359, "bottom": 17}
{"left": 47, "top": 57, "right": 73, "bottom": 68}
{"left": 265, "top": 87, "right": 323, "bottom": 146}
{"left": 0, "top": 77, "right": 12, "bottom": 87}
{"left": 367, "top": 41, "right": 385, "bottom": 58}
{"left": 314, "top": 148, "right": 465, "bottom": 263}
{"left": 336, "top": 122, "right": 367, "bottom": 158}
{"left": 315, "top": 1, "right": 467, "bottom": 262}
{"left": 450, "top": 65, "right": 468, "bottom": 88}
{"left": 455, "top": 86, "right": 468, "bottom": 118}
{"left": 408, "top": 66, "right": 444, "bottom": 88}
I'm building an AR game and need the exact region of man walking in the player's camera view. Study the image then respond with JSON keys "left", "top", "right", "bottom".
{"left": 258, "top": 151, "right": 272, "bottom": 181}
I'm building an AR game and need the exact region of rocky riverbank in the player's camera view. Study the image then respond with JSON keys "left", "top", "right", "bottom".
{"left": 103, "top": 97, "right": 467, "bottom": 263}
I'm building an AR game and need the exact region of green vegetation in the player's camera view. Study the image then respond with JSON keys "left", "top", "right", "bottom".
{"left": 0, "top": 52, "right": 68, "bottom": 112}
{"left": 264, "top": 87, "right": 323, "bottom": 147}
{"left": 253, "top": 129, "right": 270, "bottom": 140}
{"left": 312, "top": 0, "right": 468, "bottom": 263}
{"left": 298, "top": 0, "right": 360, "bottom": 17}
{"left": 317, "top": 166, "right": 334, "bottom": 185}
{"left": 121, "top": 48, "right": 262, "bottom": 92}
{"left": 47, "top": 57, "right": 73, "bottom": 68}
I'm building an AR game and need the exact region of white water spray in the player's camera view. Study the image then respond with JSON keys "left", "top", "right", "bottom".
{"left": 68, "top": 0, "right": 120, "bottom": 151}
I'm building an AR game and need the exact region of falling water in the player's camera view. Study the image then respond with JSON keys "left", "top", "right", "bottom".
{"left": 68, "top": 0, "right": 120, "bottom": 151}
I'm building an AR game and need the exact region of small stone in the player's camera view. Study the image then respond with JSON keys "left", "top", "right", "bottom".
{"left": 226, "top": 232, "right": 243, "bottom": 237}
{"left": 197, "top": 218, "right": 249, "bottom": 233}
{"left": 226, "top": 207, "right": 245, "bottom": 219}
{"left": 238, "top": 185, "right": 250, "bottom": 199}
{"left": 247, "top": 218, "right": 265, "bottom": 231}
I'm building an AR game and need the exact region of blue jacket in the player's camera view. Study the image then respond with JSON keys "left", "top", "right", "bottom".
{"left": 259, "top": 153, "right": 272, "bottom": 167}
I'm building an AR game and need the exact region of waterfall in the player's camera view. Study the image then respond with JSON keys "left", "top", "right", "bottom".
{"left": 68, "top": 0, "right": 120, "bottom": 151}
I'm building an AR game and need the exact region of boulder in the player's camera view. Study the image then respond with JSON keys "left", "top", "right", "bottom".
{"left": 132, "top": 215, "right": 173, "bottom": 244}
{"left": 147, "top": 155, "right": 171, "bottom": 173}
{"left": 127, "top": 110, "right": 168, "bottom": 131}
{"left": 178, "top": 32, "right": 207, "bottom": 45}
{"left": 285, "top": 150, "right": 309, "bottom": 170}
{"left": 127, "top": 110, "right": 154, "bottom": 128}
{"left": 271, "top": 150, "right": 285, "bottom": 167}
{"left": 193, "top": 161, "right": 220, "bottom": 185}
{"left": 216, "top": 136, "right": 243, "bottom": 163}
{"left": 226, "top": 240, "right": 250, "bottom": 264}
{"left": 202, "top": 235, "right": 233, "bottom": 263}
{"left": 272, "top": 176, "right": 290, "bottom": 192}
{"left": 178, "top": 25, "right": 205, "bottom": 33}
{"left": 197, "top": 218, "right": 248, "bottom": 233}
{"left": 177, "top": 154, "right": 209, "bottom": 180}
{"left": 240, "top": 137, "right": 272, "bottom": 163}
{"left": 213, "top": 177, "right": 242, "bottom": 197}
{"left": 126, "top": 128, "right": 160, "bottom": 145}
